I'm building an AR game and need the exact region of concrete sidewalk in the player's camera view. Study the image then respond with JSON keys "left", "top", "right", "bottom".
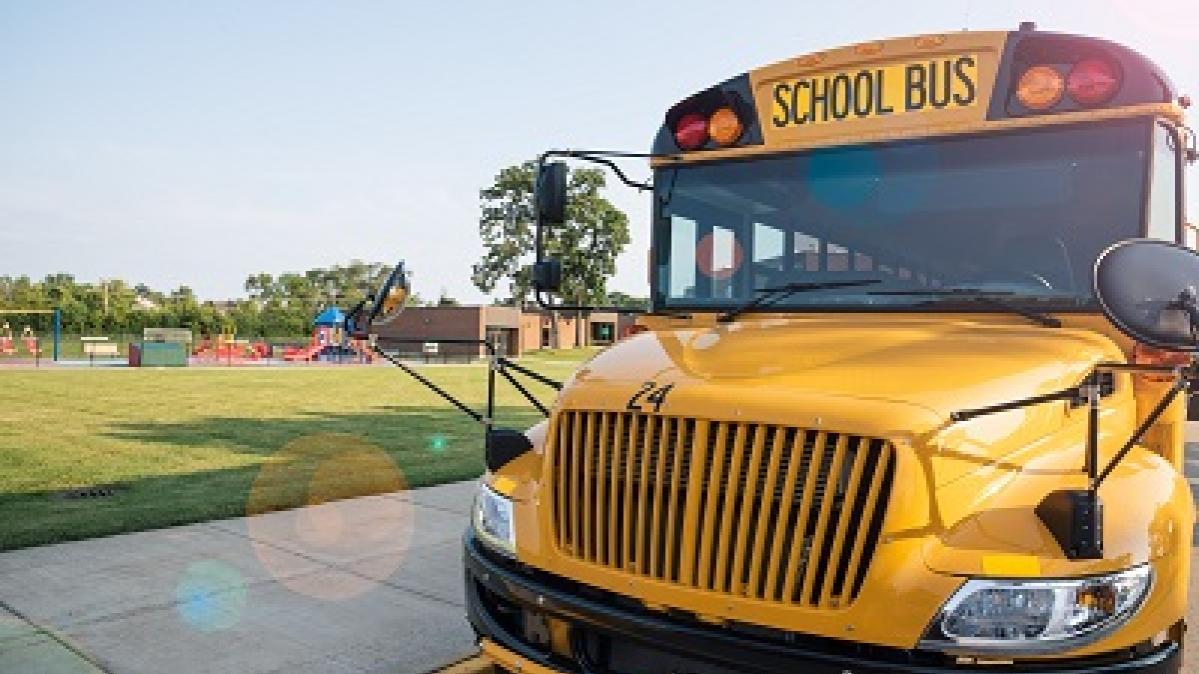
{"left": 0, "top": 481, "right": 480, "bottom": 674}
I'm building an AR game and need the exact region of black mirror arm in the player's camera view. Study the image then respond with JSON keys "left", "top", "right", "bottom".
{"left": 343, "top": 294, "right": 374, "bottom": 338}
{"left": 1093, "top": 373, "right": 1190, "bottom": 488}
{"left": 538, "top": 149, "right": 678, "bottom": 192}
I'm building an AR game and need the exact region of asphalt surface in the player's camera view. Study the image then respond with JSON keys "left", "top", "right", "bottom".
{"left": 2, "top": 441, "right": 1199, "bottom": 674}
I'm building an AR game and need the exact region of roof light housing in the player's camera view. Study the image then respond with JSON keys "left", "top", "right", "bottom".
{"left": 664, "top": 86, "right": 753, "bottom": 152}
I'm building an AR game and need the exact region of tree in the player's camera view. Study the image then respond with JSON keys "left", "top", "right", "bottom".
{"left": 436, "top": 289, "right": 460, "bottom": 306}
{"left": 606, "top": 291, "right": 649, "bottom": 310}
{"left": 472, "top": 159, "right": 631, "bottom": 347}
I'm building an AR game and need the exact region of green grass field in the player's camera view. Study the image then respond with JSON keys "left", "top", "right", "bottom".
{"left": 0, "top": 349, "right": 595, "bottom": 550}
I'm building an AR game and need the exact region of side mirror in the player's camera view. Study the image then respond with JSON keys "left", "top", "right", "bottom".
{"left": 1095, "top": 239, "right": 1199, "bottom": 352}
{"left": 531, "top": 258, "right": 562, "bottom": 293}
{"left": 369, "top": 261, "right": 411, "bottom": 326}
{"left": 535, "top": 162, "right": 567, "bottom": 225}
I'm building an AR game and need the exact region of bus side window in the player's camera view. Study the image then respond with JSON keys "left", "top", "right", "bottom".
{"left": 1147, "top": 122, "right": 1179, "bottom": 242}
{"left": 752, "top": 222, "right": 785, "bottom": 288}
{"left": 668, "top": 216, "right": 698, "bottom": 299}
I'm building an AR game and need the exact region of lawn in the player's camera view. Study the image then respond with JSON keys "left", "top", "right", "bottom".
{"left": 0, "top": 349, "right": 597, "bottom": 550}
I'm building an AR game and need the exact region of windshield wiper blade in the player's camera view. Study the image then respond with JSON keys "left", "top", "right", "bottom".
{"left": 868, "top": 288, "right": 1062, "bottom": 328}
{"left": 718, "top": 279, "right": 883, "bottom": 323}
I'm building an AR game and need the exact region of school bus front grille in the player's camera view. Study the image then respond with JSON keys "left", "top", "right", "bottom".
{"left": 551, "top": 411, "right": 894, "bottom": 608}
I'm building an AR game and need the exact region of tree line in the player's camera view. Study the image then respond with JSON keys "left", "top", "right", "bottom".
{"left": 0, "top": 263, "right": 418, "bottom": 339}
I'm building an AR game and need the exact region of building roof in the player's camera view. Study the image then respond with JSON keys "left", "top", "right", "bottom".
{"left": 313, "top": 306, "right": 345, "bottom": 327}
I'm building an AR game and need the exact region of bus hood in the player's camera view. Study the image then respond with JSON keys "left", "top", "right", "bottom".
{"left": 576, "top": 315, "right": 1122, "bottom": 420}
{"left": 565, "top": 314, "right": 1126, "bottom": 484}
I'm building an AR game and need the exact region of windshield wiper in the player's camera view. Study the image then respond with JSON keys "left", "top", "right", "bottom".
{"left": 867, "top": 288, "right": 1062, "bottom": 328}
{"left": 718, "top": 279, "right": 883, "bottom": 323}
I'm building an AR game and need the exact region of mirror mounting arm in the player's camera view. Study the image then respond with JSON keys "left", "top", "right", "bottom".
{"left": 952, "top": 361, "right": 1195, "bottom": 559}
{"left": 537, "top": 149, "right": 677, "bottom": 192}
{"left": 531, "top": 148, "right": 675, "bottom": 314}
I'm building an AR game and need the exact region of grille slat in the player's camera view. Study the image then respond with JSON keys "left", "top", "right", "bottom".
{"left": 763, "top": 429, "right": 806, "bottom": 601}
{"left": 677, "top": 421, "right": 709, "bottom": 586}
{"left": 712, "top": 424, "right": 749, "bottom": 594}
{"left": 551, "top": 411, "right": 893, "bottom": 609}
{"left": 818, "top": 437, "right": 871, "bottom": 607}
{"left": 694, "top": 422, "right": 729, "bottom": 588}
{"left": 607, "top": 412, "right": 624, "bottom": 567}
{"left": 799, "top": 434, "right": 850, "bottom": 604}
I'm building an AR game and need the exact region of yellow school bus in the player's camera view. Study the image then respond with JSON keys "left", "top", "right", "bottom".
{"left": 463, "top": 23, "right": 1195, "bottom": 674}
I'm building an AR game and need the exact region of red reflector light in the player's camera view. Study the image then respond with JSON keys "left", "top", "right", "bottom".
{"left": 674, "top": 113, "right": 708, "bottom": 150}
{"left": 1067, "top": 58, "right": 1121, "bottom": 106}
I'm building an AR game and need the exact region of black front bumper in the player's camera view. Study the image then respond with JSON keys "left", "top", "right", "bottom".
{"left": 464, "top": 534, "right": 1181, "bottom": 674}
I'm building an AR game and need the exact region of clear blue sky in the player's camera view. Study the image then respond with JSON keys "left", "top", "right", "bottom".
{"left": 2, "top": 0, "right": 1197, "bottom": 302}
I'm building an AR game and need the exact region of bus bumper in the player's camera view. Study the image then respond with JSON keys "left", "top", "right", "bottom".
{"left": 464, "top": 533, "right": 1181, "bottom": 674}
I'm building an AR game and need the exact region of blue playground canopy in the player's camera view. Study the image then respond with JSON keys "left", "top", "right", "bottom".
{"left": 313, "top": 306, "right": 345, "bottom": 327}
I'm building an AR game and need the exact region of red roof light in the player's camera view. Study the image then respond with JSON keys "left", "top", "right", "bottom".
{"left": 1067, "top": 58, "right": 1121, "bottom": 106}
{"left": 673, "top": 113, "right": 709, "bottom": 150}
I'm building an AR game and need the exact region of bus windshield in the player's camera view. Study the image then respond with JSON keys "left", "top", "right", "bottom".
{"left": 652, "top": 119, "right": 1152, "bottom": 312}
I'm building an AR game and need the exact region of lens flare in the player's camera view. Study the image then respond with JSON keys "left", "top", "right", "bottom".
{"left": 807, "top": 146, "right": 881, "bottom": 210}
{"left": 245, "top": 433, "right": 413, "bottom": 601}
{"left": 175, "top": 560, "right": 247, "bottom": 632}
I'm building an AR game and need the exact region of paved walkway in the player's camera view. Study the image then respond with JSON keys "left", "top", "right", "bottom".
{"left": 0, "top": 481, "right": 479, "bottom": 674}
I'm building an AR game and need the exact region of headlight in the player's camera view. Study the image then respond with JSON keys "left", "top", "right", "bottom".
{"left": 473, "top": 481, "right": 515, "bottom": 556}
{"left": 920, "top": 565, "right": 1152, "bottom": 654}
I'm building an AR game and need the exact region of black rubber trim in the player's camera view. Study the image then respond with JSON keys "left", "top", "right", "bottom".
{"left": 464, "top": 534, "right": 1181, "bottom": 674}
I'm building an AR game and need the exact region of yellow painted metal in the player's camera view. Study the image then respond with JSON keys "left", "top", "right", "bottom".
{"left": 711, "top": 424, "right": 748, "bottom": 592}
{"left": 581, "top": 412, "right": 595, "bottom": 561}
{"left": 838, "top": 447, "right": 890, "bottom": 606}
{"left": 798, "top": 433, "right": 850, "bottom": 601}
{"left": 621, "top": 413, "right": 638, "bottom": 570}
{"left": 677, "top": 420, "right": 711, "bottom": 585}
{"left": 492, "top": 311, "right": 1193, "bottom": 654}
{"left": 750, "top": 32, "right": 1004, "bottom": 152}
{"left": 607, "top": 412, "right": 623, "bottom": 566}
{"left": 662, "top": 419, "right": 690, "bottom": 580}
{"left": 780, "top": 431, "right": 829, "bottom": 603}
{"left": 694, "top": 422, "right": 729, "bottom": 588}
{"left": 433, "top": 652, "right": 495, "bottom": 674}
{"left": 481, "top": 28, "right": 1193, "bottom": 663}
{"left": 481, "top": 640, "right": 555, "bottom": 674}
{"left": 595, "top": 411, "right": 609, "bottom": 565}
{"left": 569, "top": 414, "right": 581, "bottom": 556}
{"left": 818, "top": 437, "right": 870, "bottom": 607}
{"left": 728, "top": 426, "right": 767, "bottom": 595}
{"left": 745, "top": 428, "right": 788, "bottom": 597}
{"left": 634, "top": 414, "right": 652, "bottom": 574}
{"left": 648, "top": 416, "right": 671, "bottom": 577}
{"left": 762, "top": 430, "right": 804, "bottom": 599}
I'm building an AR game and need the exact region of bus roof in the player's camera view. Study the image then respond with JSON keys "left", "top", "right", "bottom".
{"left": 650, "top": 26, "right": 1180, "bottom": 164}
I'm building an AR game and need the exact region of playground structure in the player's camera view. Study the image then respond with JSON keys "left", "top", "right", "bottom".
{"left": 0, "top": 309, "right": 61, "bottom": 363}
{"left": 284, "top": 306, "right": 375, "bottom": 363}
{"left": 193, "top": 331, "right": 270, "bottom": 364}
